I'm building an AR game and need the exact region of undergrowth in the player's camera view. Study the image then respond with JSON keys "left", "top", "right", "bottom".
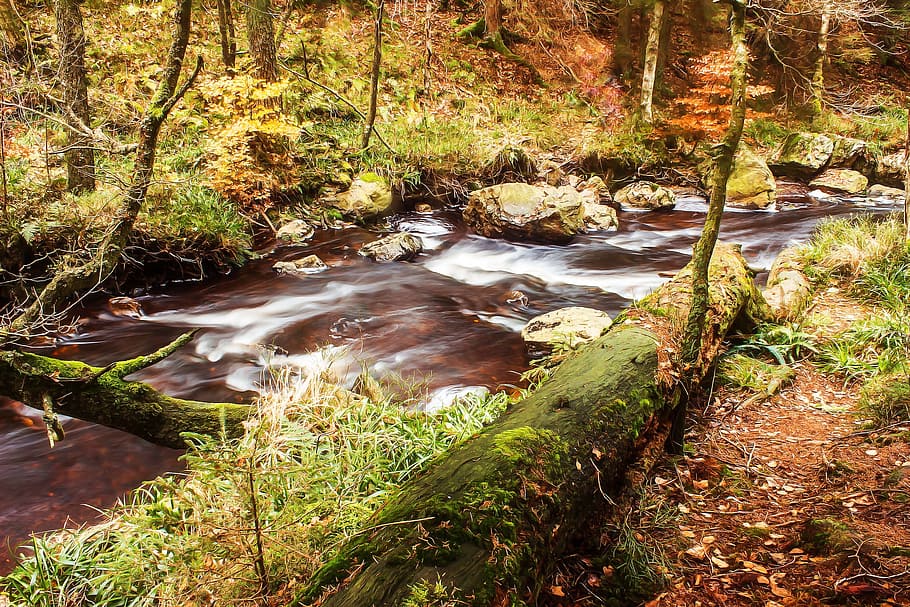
{"left": 800, "top": 214, "right": 910, "bottom": 425}
{"left": 1, "top": 358, "right": 517, "bottom": 606}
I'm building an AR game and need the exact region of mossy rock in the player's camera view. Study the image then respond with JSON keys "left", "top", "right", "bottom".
{"left": 800, "top": 518, "right": 853, "bottom": 555}
{"left": 331, "top": 172, "right": 398, "bottom": 220}
{"left": 463, "top": 183, "right": 585, "bottom": 244}
{"left": 613, "top": 181, "right": 676, "bottom": 211}
{"left": 769, "top": 132, "right": 834, "bottom": 179}
{"left": 725, "top": 146, "right": 776, "bottom": 209}
{"left": 809, "top": 169, "right": 868, "bottom": 195}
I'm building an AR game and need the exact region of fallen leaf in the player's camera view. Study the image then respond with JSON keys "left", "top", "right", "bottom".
{"left": 549, "top": 585, "right": 565, "bottom": 597}
{"left": 686, "top": 545, "right": 707, "bottom": 560}
{"left": 711, "top": 556, "right": 730, "bottom": 569}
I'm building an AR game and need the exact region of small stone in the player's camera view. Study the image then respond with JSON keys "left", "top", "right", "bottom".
{"left": 613, "top": 181, "right": 676, "bottom": 210}
{"left": 359, "top": 232, "right": 423, "bottom": 262}
{"left": 414, "top": 203, "right": 433, "bottom": 213}
{"left": 521, "top": 307, "right": 613, "bottom": 354}
{"left": 273, "top": 254, "right": 329, "bottom": 275}
{"left": 275, "top": 219, "right": 315, "bottom": 243}
{"left": 107, "top": 296, "right": 142, "bottom": 318}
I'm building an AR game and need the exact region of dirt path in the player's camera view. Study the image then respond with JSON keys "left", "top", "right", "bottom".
{"left": 648, "top": 294, "right": 910, "bottom": 606}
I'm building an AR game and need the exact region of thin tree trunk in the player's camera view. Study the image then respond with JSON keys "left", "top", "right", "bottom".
{"left": 5, "top": 0, "right": 199, "bottom": 339}
{"left": 246, "top": 0, "right": 277, "bottom": 81}
{"left": 676, "top": 0, "right": 748, "bottom": 448}
{"left": 655, "top": 0, "right": 672, "bottom": 90}
{"left": 483, "top": 0, "right": 502, "bottom": 38}
{"left": 301, "top": 244, "right": 768, "bottom": 607}
{"left": 0, "top": 0, "right": 25, "bottom": 55}
{"left": 614, "top": 2, "right": 634, "bottom": 80}
{"left": 904, "top": 109, "right": 909, "bottom": 240}
{"left": 810, "top": 2, "right": 831, "bottom": 116}
{"left": 639, "top": 0, "right": 665, "bottom": 124}
{"left": 54, "top": 0, "right": 95, "bottom": 194}
{"left": 215, "top": 0, "right": 236, "bottom": 71}
{"left": 360, "top": 0, "right": 384, "bottom": 150}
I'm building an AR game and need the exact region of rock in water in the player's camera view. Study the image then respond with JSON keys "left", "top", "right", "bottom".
{"left": 726, "top": 146, "right": 776, "bottom": 208}
{"left": 331, "top": 172, "right": 397, "bottom": 220}
{"left": 275, "top": 219, "right": 315, "bottom": 243}
{"left": 875, "top": 152, "right": 908, "bottom": 189}
{"left": 359, "top": 232, "right": 423, "bottom": 262}
{"left": 809, "top": 169, "right": 868, "bottom": 195}
{"left": 868, "top": 184, "right": 906, "bottom": 200}
{"left": 521, "top": 307, "right": 613, "bottom": 355}
{"left": 829, "top": 136, "right": 876, "bottom": 177}
{"left": 769, "top": 132, "right": 833, "bottom": 178}
{"left": 463, "top": 183, "right": 585, "bottom": 244}
{"left": 613, "top": 181, "right": 676, "bottom": 210}
{"left": 273, "top": 254, "right": 329, "bottom": 275}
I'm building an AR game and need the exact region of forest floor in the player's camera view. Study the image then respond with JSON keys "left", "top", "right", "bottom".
{"left": 628, "top": 289, "right": 910, "bottom": 607}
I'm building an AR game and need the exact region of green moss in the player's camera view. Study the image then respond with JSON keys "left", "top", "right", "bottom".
{"left": 358, "top": 171, "right": 385, "bottom": 183}
{"left": 800, "top": 518, "right": 853, "bottom": 555}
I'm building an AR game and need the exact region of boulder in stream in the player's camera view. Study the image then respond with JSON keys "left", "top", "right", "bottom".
{"left": 273, "top": 254, "right": 329, "bottom": 275}
{"left": 331, "top": 172, "right": 397, "bottom": 220}
{"left": 809, "top": 169, "right": 868, "bottom": 195}
{"left": 275, "top": 219, "right": 315, "bottom": 243}
{"left": 521, "top": 306, "right": 613, "bottom": 355}
{"left": 463, "top": 182, "right": 586, "bottom": 244}
{"left": 829, "top": 136, "right": 877, "bottom": 177}
{"left": 613, "top": 181, "right": 676, "bottom": 210}
{"left": 769, "top": 132, "right": 833, "bottom": 178}
{"left": 875, "top": 152, "right": 908, "bottom": 188}
{"left": 359, "top": 232, "right": 423, "bottom": 262}
{"left": 725, "top": 146, "right": 776, "bottom": 209}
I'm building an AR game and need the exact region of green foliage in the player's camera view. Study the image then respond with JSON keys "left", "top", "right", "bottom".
{"left": 143, "top": 184, "right": 251, "bottom": 258}
{"left": 731, "top": 322, "right": 817, "bottom": 364}
{"left": 2, "top": 363, "right": 509, "bottom": 606}
{"left": 810, "top": 105, "right": 907, "bottom": 149}
{"left": 718, "top": 352, "right": 795, "bottom": 391}
{"left": 860, "top": 372, "right": 910, "bottom": 425}
{"left": 800, "top": 214, "right": 909, "bottom": 282}
{"left": 743, "top": 117, "right": 788, "bottom": 149}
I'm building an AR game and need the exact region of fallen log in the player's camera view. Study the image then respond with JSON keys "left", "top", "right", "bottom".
{"left": 762, "top": 245, "right": 812, "bottom": 322}
{"left": 299, "top": 242, "right": 769, "bottom": 607}
{"left": 0, "top": 331, "right": 250, "bottom": 449}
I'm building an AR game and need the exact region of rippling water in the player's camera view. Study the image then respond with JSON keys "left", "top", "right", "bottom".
{"left": 1, "top": 190, "right": 901, "bottom": 572}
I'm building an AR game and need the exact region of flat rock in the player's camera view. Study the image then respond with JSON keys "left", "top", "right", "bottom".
{"left": 809, "top": 169, "right": 868, "bottom": 195}
{"left": 613, "top": 181, "right": 676, "bottom": 210}
{"left": 521, "top": 307, "right": 613, "bottom": 354}
{"left": 273, "top": 254, "right": 329, "bottom": 275}
{"left": 359, "top": 232, "right": 423, "bottom": 262}
{"left": 868, "top": 184, "right": 906, "bottom": 200}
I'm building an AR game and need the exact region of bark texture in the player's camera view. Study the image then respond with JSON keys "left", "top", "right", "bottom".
{"left": 215, "top": 0, "right": 236, "bottom": 70}
{"left": 810, "top": 2, "right": 831, "bottom": 116}
{"left": 0, "top": 333, "right": 249, "bottom": 448}
{"left": 639, "top": 0, "right": 666, "bottom": 124}
{"left": 300, "top": 243, "right": 767, "bottom": 607}
{"left": 246, "top": 0, "right": 277, "bottom": 81}
{"left": 360, "top": 0, "right": 383, "bottom": 150}
{"left": 54, "top": 0, "right": 95, "bottom": 193}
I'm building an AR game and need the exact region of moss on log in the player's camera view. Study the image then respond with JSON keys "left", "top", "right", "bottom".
{"left": 300, "top": 243, "right": 767, "bottom": 606}
{"left": 0, "top": 337, "right": 250, "bottom": 449}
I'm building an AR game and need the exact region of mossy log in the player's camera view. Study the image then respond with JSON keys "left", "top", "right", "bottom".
{"left": 301, "top": 243, "right": 768, "bottom": 607}
{"left": 0, "top": 332, "right": 250, "bottom": 449}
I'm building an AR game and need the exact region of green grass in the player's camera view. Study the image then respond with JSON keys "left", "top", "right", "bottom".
{"left": 1, "top": 360, "right": 513, "bottom": 606}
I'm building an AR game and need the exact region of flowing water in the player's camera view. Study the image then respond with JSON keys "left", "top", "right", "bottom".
{"left": 0, "top": 189, "right": 902, "bottom": 572}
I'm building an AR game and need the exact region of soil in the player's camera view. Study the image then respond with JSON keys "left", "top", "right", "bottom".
{"left": 544, "top": 289, "right": 910, "bottom": 606}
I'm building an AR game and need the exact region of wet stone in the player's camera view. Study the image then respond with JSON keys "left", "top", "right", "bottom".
{"left": 273, "top": 254, "right": 329, "bottom": 275}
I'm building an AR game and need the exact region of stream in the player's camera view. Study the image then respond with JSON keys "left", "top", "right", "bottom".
{"left": 1, "top": 188, "right": 902, "bottom": 572}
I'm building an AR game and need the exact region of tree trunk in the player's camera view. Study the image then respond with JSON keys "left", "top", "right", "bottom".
{"left": 0, "top": 0, "right": 25, "bottom": 56}
{"left": 215, "top": 0, "right": 236, "bottom": 71}
{"left": 810, "top": 2, "right": 831, "bottom": 117}
{"left": 639, "top": 0, "right": 666, "bottom": 124}
{"left": 360, "top": 0, "right": 383, "bottom": 150}
{"left": 3, "top": 0, "right": 198, "bottom": 340}
{"left": 613, "top": 2, "right": 635, "bottom": 81}
{"left": 677, "top": 0, "right": 748, "bottom": 451}
{"left": 0, "top": 332, "right": 249, "bottom": 449}
{"left": 483, "top": 0, "right": 502, "bottom": 38}
{"left": 904, "top": 108, "right": 909, "bottom": 240}
{"left": 246, "top": 0, "right": 277, "bottom": 81}
{"left": 299, "top": 243, "right": 768, "bottom": 607}
{"left": 54, "top": 0, "right": 95, "bottom": 194}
